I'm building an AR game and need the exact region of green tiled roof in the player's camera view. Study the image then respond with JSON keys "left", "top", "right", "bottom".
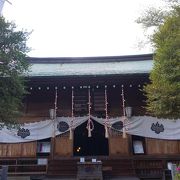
{"left": 28, "top": 60, "right": 153, "bottom": 77}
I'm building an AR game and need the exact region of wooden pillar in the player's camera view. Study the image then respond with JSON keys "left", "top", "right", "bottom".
{"left": 108, "top": 130, "right": 129, "bottom": 156}
{"left": 54, "top": 132, "right": 73, "bottom": 157}
{"left": 51, "top": 137, "right": 55, "bottom": 159}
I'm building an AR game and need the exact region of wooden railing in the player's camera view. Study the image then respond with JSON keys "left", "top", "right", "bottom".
{"left": 0, "top": 155, "right": 180, "bottom": 178}
{"left": 133, "top": 155, "right": 180, "bottom": 179}
{"left": 134, "top": 159, "right": 163, "bottom": 179}
{"left": 0, "top": 158, "right": 47, "bottom": 175}
{"left": 47, "top": 156, "right": 180, "bottom": 179}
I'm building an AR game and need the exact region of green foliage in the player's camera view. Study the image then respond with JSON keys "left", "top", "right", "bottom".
{"left": 144, "top": 6, "right": 180, "bottom": 119}
{"left": 136, "top": 0, "right": 179, "bottom": 29}
{"left": 0, "top": 17, "right": 30, "bottom": 126}
{"left": 175, "top": 164, "right": 180, "bottom": 179}
{"left": 136, "top": 7, "right": 167, "bottom": 28}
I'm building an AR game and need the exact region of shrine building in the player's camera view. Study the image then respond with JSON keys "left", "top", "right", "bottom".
{"left": 0, "top": 53, "right": 179, "bottom": 179}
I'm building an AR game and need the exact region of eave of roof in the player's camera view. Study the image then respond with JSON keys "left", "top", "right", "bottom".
{"left": 27, "top": 59, "right": 153, "bottom": 77}
{"left": 27, "top": 53, "right": 153, "bottom": 64}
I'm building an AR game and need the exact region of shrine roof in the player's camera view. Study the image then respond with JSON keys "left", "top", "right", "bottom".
{"left": 27, "top": 54, "right": 153, "bottom": 77}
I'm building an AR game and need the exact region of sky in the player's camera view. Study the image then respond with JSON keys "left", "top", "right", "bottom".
{"left": 2, "top": 0, "right": 165, "bottom": 57}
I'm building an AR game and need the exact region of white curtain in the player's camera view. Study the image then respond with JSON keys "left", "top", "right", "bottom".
{"left": 0, "top": 116, "right": 179, "bottom": 143}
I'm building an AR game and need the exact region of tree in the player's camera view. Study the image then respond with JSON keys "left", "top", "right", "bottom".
{"left": 137, "top": 2, "right": 180, "bottom": 119}
{"left": 0, "top": 17, "right": 30, "bottom": 127}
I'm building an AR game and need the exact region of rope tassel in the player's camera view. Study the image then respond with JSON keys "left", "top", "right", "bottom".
{"left": 69, "top": 127, "right": 73, "bottom": 140}
{"left": 88, "top": 124, "right": 92, "bottom": 137}
{"left": 86, "top": 120, "right": 94, "bottom": 137}
{"left": 105, "top": 125, "right": 109, "bottom": 138}
{"left": 123, "top": 127, "right": 127, "bottom": 138}
{"left": 122, "top": 117, "right": 127, "bottom": 138}
{"left": 104, "top": 86, "right": 110, "bottom": 138}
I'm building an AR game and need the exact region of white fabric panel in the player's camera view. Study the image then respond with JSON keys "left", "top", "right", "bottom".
{"left": 92, "top": 116, "right": 125, "bottom": 125}
{"left": 0, "top": 120, "right": 54, "bottom": 143}
{"left": 126, "top": 116, "right": 180, "bottom": 140}
{"left": 0, "top": 117, "right": 89, "bottom": 143}
{"left": 0, "top": 116, "right": 179, "bottom": 143}
{"left": 54, "top": 116, "right": 89, "bottom": 136}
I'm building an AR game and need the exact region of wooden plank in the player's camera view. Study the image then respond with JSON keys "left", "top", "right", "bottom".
{"left": 21, "top": 142, "right": 37, "bottom": 157}
{"left": 0, "top": 142, "right": 37, "bottom": 158}
{"left": 109, "top": 134, "right": 129, "bottom": 155}
{"left": 146, "top": 138, "right": 179, "bottom": 154}
{"left": 0, "top": 144, "right": 8, "bottom": 157}
{"left": 54, "top": 134, "right": 73, "bottom": 157}
{"left": 8, "top": 177, "right": 30, "bottom": 180}
{"left": 7, "top": 144, "right": 22, "bottom": 157}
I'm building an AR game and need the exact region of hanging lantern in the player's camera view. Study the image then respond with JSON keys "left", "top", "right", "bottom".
{"left": 49, "top": 109, "right": 55, "bottom": 120}
{"left": 125, "top": 106, "right": 132, "bottom": 118}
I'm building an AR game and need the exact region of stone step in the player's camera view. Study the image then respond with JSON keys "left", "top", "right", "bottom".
{"left": 8, "top": 177, "right": 30, "bottom": 180}
{"left": 8, "top": 176, "right": 140, "bottom": 180}
{"left": 45, "top": 177, "right": 140, "bottom": 180}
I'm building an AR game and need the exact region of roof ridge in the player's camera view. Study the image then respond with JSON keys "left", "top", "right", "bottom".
{"left": 27, "top": 53, "right": 153, "bottom": 64}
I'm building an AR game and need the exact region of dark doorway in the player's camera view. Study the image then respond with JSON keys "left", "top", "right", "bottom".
{"left": 73, "top": 120, "right": 109, "bottom": 156}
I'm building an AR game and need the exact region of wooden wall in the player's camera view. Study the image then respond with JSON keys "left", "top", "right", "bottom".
{"left": 0, "top": 136, "right": 180, "bottom": 158}
{"left": 54, "top": 133, "right": 73, "bottom": 157}
{"left": 109, "top": 131, "right": 129, "bottom": 156}
{"left": 146, "top": 138, "right": 180, "bottom": 155}
{"left": 26, "top": 102, "right": 52, "bottom": 117}
{"left": 23, "top": 85, "right": 146, "bottom": 123}
{"left": 0, "top": 142, "right": 37, "bottom": 157}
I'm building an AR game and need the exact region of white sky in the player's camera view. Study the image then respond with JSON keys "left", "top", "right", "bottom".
{"left": 2, "top": 0, "right": 164, "bottom": 57}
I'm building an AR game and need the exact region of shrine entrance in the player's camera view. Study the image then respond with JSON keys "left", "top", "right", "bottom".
{"left": 73, "top": 120, "right": 109, "bottom": 156}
